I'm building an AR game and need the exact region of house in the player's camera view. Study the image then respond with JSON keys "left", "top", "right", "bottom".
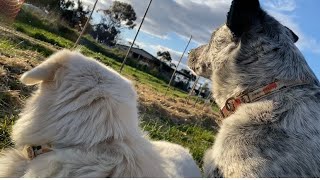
{"left": 115, "top": 44, "right": 161, "bottom": 69}
{"left": 114, "top": 44, "right": 197, "bottom": 91}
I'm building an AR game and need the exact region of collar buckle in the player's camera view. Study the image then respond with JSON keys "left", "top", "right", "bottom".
{"left": 225, "top": 97, "right": 236, "bottom": 111}
{"left": 24, "top": 144, "right": 52, "bottom": 160}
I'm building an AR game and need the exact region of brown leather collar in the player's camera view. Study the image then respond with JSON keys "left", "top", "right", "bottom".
{"left": 24, "top": 144, "right": 53, "bottom": 160}
{"left": 220, "top": 80, "right": 310, "bottom": 118}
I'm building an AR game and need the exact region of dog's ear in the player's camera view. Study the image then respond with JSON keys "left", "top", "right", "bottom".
{"left": 227, "top": 0, "right": 262, "bottom": 37}
{"left": 20, "top": 61, "right": 61, "bottom": 86}
{"left": 20, "top": 49, "right": 73, "bottom": 85}
{"left": 284, "top": 26, "right": 299, "bottom": 43}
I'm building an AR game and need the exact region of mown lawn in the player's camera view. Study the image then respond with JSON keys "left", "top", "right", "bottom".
{"left": 140, "top": 113, "right": 214, "bottom": 166}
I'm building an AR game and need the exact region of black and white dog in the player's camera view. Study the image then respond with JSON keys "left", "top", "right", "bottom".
{"left": 188, "top": 0, "right": 320, "bottom": 177}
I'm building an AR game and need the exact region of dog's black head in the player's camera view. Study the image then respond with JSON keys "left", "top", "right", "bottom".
{"left": 227, "top": 0, "right": 298, "bottom": 41}
{"left": 188, "top": 0, "right": 318, "bottom": 107}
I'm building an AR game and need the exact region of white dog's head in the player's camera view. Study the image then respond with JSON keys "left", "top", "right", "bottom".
{"left": 13, "top": 50, "right": 139, "bottom": 148}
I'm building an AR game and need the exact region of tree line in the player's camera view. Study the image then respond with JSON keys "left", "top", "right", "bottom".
{"left": 25, "top": 0, "right": 173, "bottom": 63}
{"left": 25, "top": 0, "right": 136, "bottom": 46}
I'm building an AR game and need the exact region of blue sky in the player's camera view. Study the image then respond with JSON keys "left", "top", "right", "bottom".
{"left": 85, "top": 0, "right": 320, "bottom": 83}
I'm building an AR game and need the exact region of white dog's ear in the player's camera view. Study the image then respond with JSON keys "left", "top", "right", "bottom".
{"left": 20, "top": 61, "right": 61, "bottom": 85}
{"left": 20, "top": 49, "right": 73, "bottom": 86}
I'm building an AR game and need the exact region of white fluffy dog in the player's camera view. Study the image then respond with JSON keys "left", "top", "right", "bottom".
{"left": 0, "top": 50, "right": 201, "bottom": 178}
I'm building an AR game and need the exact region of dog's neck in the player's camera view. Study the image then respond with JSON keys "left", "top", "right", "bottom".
{"left": 212, "top": 44, "right": 320, "bottom": 109}
{"left": 12, "top": 97, "right": 141, "bottom": 149}
{"left": 219, "top": 80, "right": 312, "bottom": 118}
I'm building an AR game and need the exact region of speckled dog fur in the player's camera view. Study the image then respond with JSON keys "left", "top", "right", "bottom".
{"left": 188, "top": 0, "right": 320, "bottom": 177}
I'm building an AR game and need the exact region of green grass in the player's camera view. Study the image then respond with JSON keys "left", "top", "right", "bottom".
{"left": 0, "top": 33, "right": 54, "bottom": 57}
{"left": 0, "top": 39, "right": 17, "bottom": 55}
{"left": 12, "top": 7, "right": 194, "bottom": 99}
{"left": 0, "top": 33, "right": 189, "bottom": 99}
{"left": 14, "top": 23, "right": 74, "bottom": 48}
{"left": 0, "top": 116, "right": 15, "bottom": 150}
{"left": 15, "top": 6, "right": 79, "bottom": 42}
{"left": 123, "top": 66, "right": 189, "bottom": 98}
{"left": 141, "top": 116, "right": 214, "bottom": 167}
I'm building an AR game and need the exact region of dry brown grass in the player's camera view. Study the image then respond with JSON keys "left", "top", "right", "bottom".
{"left": 0, "top": 49, "right": 219, "bottom": 128}
{"left": 136, "top": 83, "right": 220, "bottom": 130}
{"left": 0, "top": 50, "right": 41, "bottom": 117}
{"left": 0, "top": 24, "right": 220, "bottom": 129}
{"left": 0, "top": 48, "right": 43, "bottom": 149}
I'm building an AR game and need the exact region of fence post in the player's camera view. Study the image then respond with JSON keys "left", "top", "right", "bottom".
{"left": 73, "top": 0, "right": 99, "bottom": 49}
{"left": 202, "top": 91, "right": 212, "bottom": 109}
{"left": 164, "top": 35, "right": 192, "bottom": 96}
{"left": 119, "top": 0, "right": 153, "bottom": 73}
{"left": 186, "top": 76, "right": 200, "bottom": 104}
{"left": 193, "top": 83, "right": 204, "bottom": 107}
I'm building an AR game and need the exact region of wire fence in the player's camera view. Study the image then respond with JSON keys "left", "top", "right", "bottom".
{"left": 0, "top": 0, "right": 214, "bottom": 110}
{"left": 73, "top": 0, "right": 99, "bottom": 49}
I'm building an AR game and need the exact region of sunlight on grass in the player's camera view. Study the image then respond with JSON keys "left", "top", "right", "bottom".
{"left": 140, "top": 113, "right": 214, "bottom": 167}
{"left": 0, "top": 115, "right": 15, "bottom": 150}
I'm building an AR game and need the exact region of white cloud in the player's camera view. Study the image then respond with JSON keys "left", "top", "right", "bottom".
{"left": 82, "top": 0, "right": 231, "bottom": 44}
{"left": 122, "top": 38, "right": 149, "bottom": 49}
{"left": 263, "top": 0, "right": 297, "bottom": 12}
{"left": 265, "top": 9, "right": 320, "bottom": 54}
{"left": 149, "top": 44, "right": 188, "bottom": 63}
{"left": 82, "top": 0, "right": 320, "bottom": 55}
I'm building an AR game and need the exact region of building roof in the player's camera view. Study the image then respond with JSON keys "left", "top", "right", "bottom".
{"left": 115, "top": 44, "right": 197, "bottom": 79}
{"left": 115, "top": 44, "right": 158, "bottom": 61}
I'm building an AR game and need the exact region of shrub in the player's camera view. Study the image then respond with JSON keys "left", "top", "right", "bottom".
{"left": 33, "top": 33, "right": 62, "bottom": 47}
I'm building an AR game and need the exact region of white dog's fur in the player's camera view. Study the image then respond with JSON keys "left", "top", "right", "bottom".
{"left": 0, "top": 50, "right": 201, "bottom": 178}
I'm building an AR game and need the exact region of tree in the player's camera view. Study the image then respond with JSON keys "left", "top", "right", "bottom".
{"left": 25, "top": 0, "right": 61, "bottom": 11}
{"left": 25, "top": 0, "right": 90, "bottom": 32}
{"left": 157, "top": 51, "right": 172, "bottom": 62}
{"left": 60, "top": 0, "right": 90, "bottom": 31}
{"left": 90, "top": 22, "right": 119, "bottom": 46}
{"left": 90, "top": 1, "right": 137, "bottom": 46}
{"left": 58, "top": 0, "right": 90, "bottom": 32}
{"left": 102, "top": 1, "right": 136, "bottom": 29}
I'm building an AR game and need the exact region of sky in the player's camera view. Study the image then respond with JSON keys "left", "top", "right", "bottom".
{"left": 84, "top": 0, "right": 320, "bottom": 84}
